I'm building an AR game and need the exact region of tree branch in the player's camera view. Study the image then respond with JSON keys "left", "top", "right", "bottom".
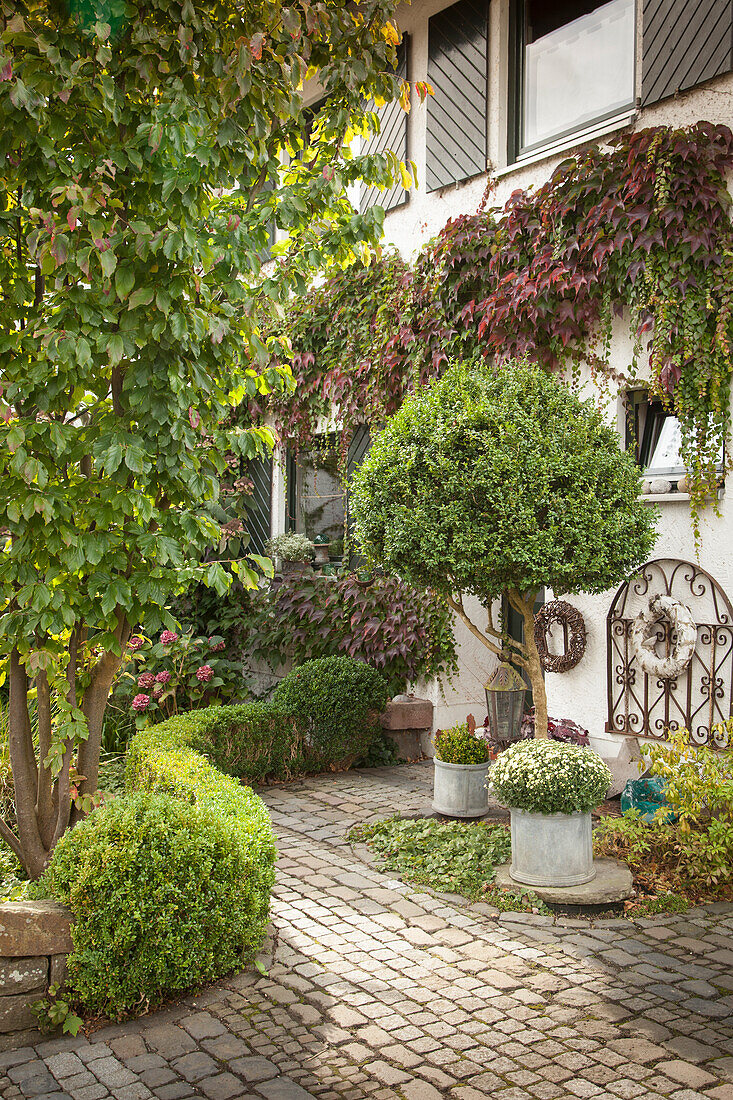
{"left": 52, "top": 624, "right": 81, "bottom": 846}
{"left": 447, "top": 594, "right": 503, "bottom": 658}
{"left": 35, "top": 669, "right": 55, "bottom": 851}
{"left": 0, "top": 818, "right": 24, "bottom": 864}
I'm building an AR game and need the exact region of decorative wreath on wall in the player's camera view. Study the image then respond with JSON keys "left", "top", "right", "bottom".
{"left": 534, "top": 600, "right": 587, "bottom": 673}
{"left": 629, "top": 594, "right": 697, "bottom": 680}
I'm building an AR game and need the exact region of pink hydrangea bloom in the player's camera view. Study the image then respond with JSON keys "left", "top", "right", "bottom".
{"left": 138, "top": 672, "right": 155, "bottom": 690}
{"left": 155, "top": 670, "right": 171, "bottom": 684}
{"left": 160, "top": 630, "right": 179, "bottom": 645}
{"left": 208, "top": 638, "right": 226, "bottom": 652}
{"left": 196, "top": 664, "right": 214, "bottom": 682}
{"left": 152, "top": 683, "right": 164, "bottom": 696}
{"left": 132, "top": 693, "right": 150, "bottom": 712}
{"left": 128, "top": 635, "right": 145, "bottom": 651}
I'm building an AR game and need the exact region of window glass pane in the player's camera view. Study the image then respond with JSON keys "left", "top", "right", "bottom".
{"left": 523, "top": 0, "right": 634, "bottom": 151}
{"left": 646, "top": 414, "right": 684, "bottom": 475}
{"left": 295, "top": 441, "right": 345, "bottom": 542}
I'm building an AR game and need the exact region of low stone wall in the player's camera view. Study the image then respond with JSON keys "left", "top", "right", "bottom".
{"left": 0, "top": 900, "right": 73, "bottom": 1034}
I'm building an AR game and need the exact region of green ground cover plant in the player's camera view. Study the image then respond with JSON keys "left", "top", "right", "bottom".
{"left": 352, "top": 816, "right": 549, "bottom": 912}
{"left": 351, "top": 817, "right": 511, "bottom": 901}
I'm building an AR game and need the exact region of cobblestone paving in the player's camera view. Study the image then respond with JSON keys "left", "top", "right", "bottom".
{"left": 2, "top": 762, "right": 733, "bottom": 1100}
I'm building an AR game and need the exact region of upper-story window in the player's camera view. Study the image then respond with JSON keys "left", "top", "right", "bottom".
{"left": 513, "top": 0, "right": 636, "bottom": 158}
{"left": 626, "top": 390, "right": 725, "bottom": 492}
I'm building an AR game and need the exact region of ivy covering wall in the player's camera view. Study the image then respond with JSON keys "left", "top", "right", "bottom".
{"left": 251, "top": 123, "right": 733, "bottom": 535}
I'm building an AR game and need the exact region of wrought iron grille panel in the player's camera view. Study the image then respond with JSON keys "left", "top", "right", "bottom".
{"left": 606, "top": 558, "right": 733, "bottom": 747}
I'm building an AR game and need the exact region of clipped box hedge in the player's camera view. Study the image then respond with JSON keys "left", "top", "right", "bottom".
{"left": 129, "top": 700, "right": 306, "bottom": 783}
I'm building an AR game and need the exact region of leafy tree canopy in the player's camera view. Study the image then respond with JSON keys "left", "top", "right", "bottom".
{"left": 0, "top": 0, "right": 408, "bottom": 874}
{"left": 351, "top": 360, "right": 658, "bottom": 737}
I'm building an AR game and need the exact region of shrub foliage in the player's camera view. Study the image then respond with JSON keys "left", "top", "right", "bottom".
{"left": 434, "top": 723, "right": 491, "bottom": 765}
{"left": 595, "top": 724, "right": 733, "bottom": 894}
{"left": 35, "top": 785, "right": 276, "bottom": 1018}
{"left": 230, "top": 572, "right": 457, "bottom": 696}
{"left": 272, "top": 656, "right": 390, "bottom": 771}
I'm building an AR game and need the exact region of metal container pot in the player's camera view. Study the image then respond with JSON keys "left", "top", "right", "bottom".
{"left": 432, "top": 759, "right": 491, "bottom": 819}
{"left": 509, "top": 808, "right": 595, "bottom": 886}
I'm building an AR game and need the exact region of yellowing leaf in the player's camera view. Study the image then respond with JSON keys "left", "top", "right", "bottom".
{"left": 398, "top": 79, "right": 410, "bottom": 114}
{"left": 399, "top": 162, "right": 412, "bottom": 191}
{"left": 381, "top": 21, "right": 401, "bottom": 46}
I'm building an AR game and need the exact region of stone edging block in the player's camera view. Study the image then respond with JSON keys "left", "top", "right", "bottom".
{"left": 0, "top": 901, "right": 73, "bottom": 957}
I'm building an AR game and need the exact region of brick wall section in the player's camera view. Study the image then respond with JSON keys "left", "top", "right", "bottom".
{"left": 0, "top": 900, "right": 73, "bottom": 1033}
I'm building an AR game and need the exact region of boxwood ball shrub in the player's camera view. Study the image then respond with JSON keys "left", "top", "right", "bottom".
{"left": 434, "top": 722, "right": 491, "bottom": 765}
{"left": 34, "top": 788, "right": 276, "bottom": 1019}
{"left": 490, "top": 739, "right": 612, "bottom": 815}
{"left": 272, "top": 656, "right": 390, "bottom": 770}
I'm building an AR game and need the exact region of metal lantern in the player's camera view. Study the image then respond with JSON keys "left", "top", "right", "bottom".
{"left": 484, "top": 661, "right": 527, "bottom": 748}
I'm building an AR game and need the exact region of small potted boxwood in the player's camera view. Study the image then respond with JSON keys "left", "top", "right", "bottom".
{"left": 432, "top": 719, "right": 493, "bottom": 819}
{"left": 489, "top": 739, "right": 611, "bottom": 887}
{"left": 268, "top": 532, "right": 314, "bottom": 575}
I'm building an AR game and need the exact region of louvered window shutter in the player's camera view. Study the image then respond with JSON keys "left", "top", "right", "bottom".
{"left": 361, "top": 39, "right": 409, "bottom": 214}
{"left": 642, "top": 0, "right": 733, "bottom": 106}
{"left": 346, "top": 425, "right": 371, "bottom": 567}
{"left": 426, "top": 0, "right": 489, "bottom": 192}
{"left": 245, "top": 457, "right": 273, "bottom": 557}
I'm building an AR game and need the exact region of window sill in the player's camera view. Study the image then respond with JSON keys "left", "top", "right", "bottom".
{"left": 498, "top": 109, "right": 637, "bottom": 179}
{"left": 640, "top": 492, "right": 691, "bottom": 503}
{"left": 640, "top": 489, "right": 724, "bottom": 504}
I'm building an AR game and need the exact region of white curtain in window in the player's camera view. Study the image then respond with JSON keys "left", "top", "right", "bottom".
{"left": 524, "top": 0, "right": 635, "bottom": 149}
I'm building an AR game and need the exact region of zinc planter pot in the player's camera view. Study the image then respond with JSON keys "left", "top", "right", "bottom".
{"left": 509, "top": 807, "right": 595, "bottom": 887}
{"left": 432, "top": 758, "right": 490, "bottom": 819}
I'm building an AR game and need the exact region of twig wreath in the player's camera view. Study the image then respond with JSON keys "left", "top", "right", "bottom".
{"left": 534, "top": 600, "right": 587, "bottom": 674}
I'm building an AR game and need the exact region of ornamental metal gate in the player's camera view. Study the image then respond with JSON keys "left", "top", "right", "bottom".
{"left": 606, "top": 558, "right": 733, "bottom": 747}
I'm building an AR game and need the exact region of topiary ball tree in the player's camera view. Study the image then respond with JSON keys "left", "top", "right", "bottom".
{"left": 350, "top": 360, "right": 658, "bottom": 739}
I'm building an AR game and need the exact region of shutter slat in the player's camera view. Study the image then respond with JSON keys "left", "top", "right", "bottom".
{"left": 361, "top": 41, "right": 409, "bottom": 215}
{"left": 642, "top": 0, "right": 733, "bottom": 105}
{"left": 427, "top": 0, "right": 489, "bottom": 192}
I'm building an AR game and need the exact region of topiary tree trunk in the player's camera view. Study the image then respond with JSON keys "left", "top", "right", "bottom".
{"left": 447, "top": 588, "right": 548, "bottom": 739}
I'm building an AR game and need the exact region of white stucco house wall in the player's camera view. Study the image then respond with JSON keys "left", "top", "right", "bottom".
{"left": 262, "top": 0, "right": 733, "bottom": 762}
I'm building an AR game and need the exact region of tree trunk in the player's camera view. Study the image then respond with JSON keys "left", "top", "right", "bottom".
{"left": 7, "top": 652, "right": 48, "bottom": 878}
{"left": 509, "top": 589, "right": 549, "bottom": 739}
{"left": 5, "top": 616, "right": 129, "bottom": 872}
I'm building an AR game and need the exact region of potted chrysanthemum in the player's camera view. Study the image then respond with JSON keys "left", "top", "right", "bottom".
{"left": 489, "top": 739, "right": 611, "bottom": 887}
{"left": 432, "top": 718, "right": 494, "bottom": 819}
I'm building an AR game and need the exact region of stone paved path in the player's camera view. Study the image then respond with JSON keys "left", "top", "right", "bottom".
{"left": 2, "top": 762, "right": 733, "bottom": 1100}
